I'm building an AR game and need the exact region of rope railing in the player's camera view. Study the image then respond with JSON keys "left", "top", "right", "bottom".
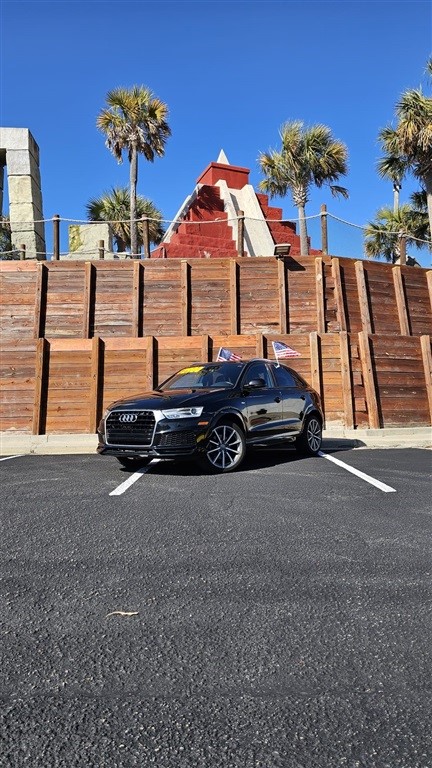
{"left": 1, "top": 209, "right": 430, "bottom": 262}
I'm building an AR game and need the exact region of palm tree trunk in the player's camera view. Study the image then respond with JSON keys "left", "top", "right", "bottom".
{"left": 424, "top": 170, "right": 432, "bottom": 244}
{"left": 130, "top": 143, "right": 138, "bottom": 258}
{"left": 297, "top": 205, "right": 309, "bottom": 256}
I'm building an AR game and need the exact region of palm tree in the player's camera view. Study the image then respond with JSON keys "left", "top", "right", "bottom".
{"left": 97, "top": 86, "right": 171, "bottom": 258}
{"left": 86, "top": 187, "right": 164, "bottom": 253}
{"left": 258, "top": 121, "right": 348, "bottom": 255}
{"left": 364, "top": 195, "right": 429, "bottom": 263}
{"left": 377, "top": 58, "right": 432, "bottom": 236}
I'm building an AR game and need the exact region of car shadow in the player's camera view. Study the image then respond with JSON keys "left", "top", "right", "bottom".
{"left": 117, "top": 439, "right": 363, "bottom": 477}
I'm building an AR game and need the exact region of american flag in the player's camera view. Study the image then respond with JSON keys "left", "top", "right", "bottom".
{"left": 216, "top": 347, "right": 242, "bottom": 362}
{"left": 272, "top": 341, "right": 301, "bottom": 359}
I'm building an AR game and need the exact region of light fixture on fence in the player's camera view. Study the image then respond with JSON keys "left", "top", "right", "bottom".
{"left": 274, "top": 243, "right": 291, "bottom": 258}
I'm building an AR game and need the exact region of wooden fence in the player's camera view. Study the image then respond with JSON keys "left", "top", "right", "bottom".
{"left": 1, "top": 256, "right": 431, "bottom": 340}
{"left": 1, "top": 332, "right": 431, "bottom": 435}
{"left": 1, "top": 255, "right": 431, "bottom": 434}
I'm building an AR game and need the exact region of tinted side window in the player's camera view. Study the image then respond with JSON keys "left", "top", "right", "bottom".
{"left": 244, "top": 363, "right": 273, "bottom": 387}
{"left": 272, "top": 365, "right": 298, "bottom": 387}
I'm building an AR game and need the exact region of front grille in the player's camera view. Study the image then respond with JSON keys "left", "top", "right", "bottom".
{"left": 106, "top": 410, "right": 156, "bottom": 446}
{"left": 158, "top": 431, "right": 196, "bottom": 449}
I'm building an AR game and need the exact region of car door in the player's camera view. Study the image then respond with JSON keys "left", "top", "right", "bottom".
{"left": 270, "top": 363, "right": 305, "bottom": 434}
{"left": 241, "top": 361, "right": 284, "bottom": 442}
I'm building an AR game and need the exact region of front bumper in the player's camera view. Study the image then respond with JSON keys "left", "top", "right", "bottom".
{"left": 97, "top": 413, "right": 209, "bottom": 460}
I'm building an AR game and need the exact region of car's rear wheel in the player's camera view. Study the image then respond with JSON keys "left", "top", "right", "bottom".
{"left": 200, "top": 420, "right": 246, "bottom": 473}
{"left": 295, "top": 414, "right": 322, "bottom": 456}
{"left": 116, "top": 456, "right": 151, "bottom": 471}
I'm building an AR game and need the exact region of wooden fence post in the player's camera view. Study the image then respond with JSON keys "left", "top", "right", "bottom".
{"left": 392, "top": 266, "right": 410, "bottom": 335}
{"left": 358, "top": 331, "right": 380, "bottom": 429}
{"left": 420, "top": 335, "right": 432, "bottom": 424}
{"left": 19, "top": 243, "right": 26, "bottom": 260}
{"left": 278, "top": 258, "right": 288, "bottom": 334}
{"left": 180, "top": 260, "right": 190, "bottom": 335}
{"left": 309, "top": 331, "right": 322, "bottom": 401}
{"left": 315, "top": 257, "right": 326, "bottom": 333}
{"left": 98, "top": 240, "right": 105, "bottom": 260}
{"left": 320, "top": 204, "right": 328, "bottom": 255}
{"left": 132, "top": 261, "right": 144, "bottom": 337}
{"left": 33, "top": 262, "right": 48, "bottom": 339}
{"left": 355, "top": 261, "right": 372, "bottom": 334}
{"left": 83, "top": 262, "right": 95, "bottom": 339}
{"left": 230, "top": 260, "right": 239, "bottom": 334}
{"left": 255, "top": 332, "right": 264, "bottom": 358}
{"left": 339, "top": 331, "right": 354, "bottom": 429}
{"left": 89, "top": 336, "right": 103, "bottom": 433}
{"left": 331, "top": 257, "right": 347, "bottom": 332}
{"left": 52, "top": 214, "right": 60, "bottom": 261}
{"left": 201, "top": 334, "right": 209, "bottom": 362}
{"left": 237, "top": 210, "right": 244, "bottom": 257}
{"left": 146, "top": 336, "right": 155, "bottom": 390}
{"left": 32, "top": 338, "right": 49, "bottom": 435}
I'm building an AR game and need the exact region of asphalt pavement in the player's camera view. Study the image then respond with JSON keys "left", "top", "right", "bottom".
{"left": 1, "top": 446, "right": 431, "bottom": 767}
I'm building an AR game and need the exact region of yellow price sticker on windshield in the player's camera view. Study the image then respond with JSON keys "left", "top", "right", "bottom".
{"left": 178, "top": 366, "right": 204, "bottom": 374}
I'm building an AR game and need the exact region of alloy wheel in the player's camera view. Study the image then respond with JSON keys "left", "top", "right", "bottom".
{"left": 306, "top": 417, "right": 322, "bottom": 452}
{"left": 206, "top": 424, "right": 244, "bottom": 471}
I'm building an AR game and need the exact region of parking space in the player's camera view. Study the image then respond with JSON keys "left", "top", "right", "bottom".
{"left": 1, "top": 447, "right": 431, "bottom": 766}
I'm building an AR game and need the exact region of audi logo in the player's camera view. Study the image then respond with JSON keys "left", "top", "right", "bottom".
{"left": 119, "top": 413, "right": 138, "bottom": 423}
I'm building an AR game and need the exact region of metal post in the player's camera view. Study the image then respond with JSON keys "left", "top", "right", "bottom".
{"left": 19, "top": 243, "right": 26, "bottom": 260}
{"left": 320, "top": 204, "right": 328, "bottom": 255}
{"left": 53, "top": 214, "right": 60, "bottom": 260}
{"left": 98, "top": 240, "right": 105, "bottom": 260}
{"left": 237, "top": 210, "right": 244, "bottom": 257}
{"left": 142, "top": 217, "right": 150, "bottom": 259}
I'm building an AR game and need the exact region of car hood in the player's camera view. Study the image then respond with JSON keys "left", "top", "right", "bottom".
{"left": 107, "top": 388, "right": 228, "bottom": 411}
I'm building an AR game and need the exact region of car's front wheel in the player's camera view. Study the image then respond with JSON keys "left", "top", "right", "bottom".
{"left": 200, "top": 420, "right": 246, "bottom": 473}
{"left": 116, "top": 457, "right": 151, "bottom": 471}
{"left": 295, "top": 414, "right": 322, "bottom": 456}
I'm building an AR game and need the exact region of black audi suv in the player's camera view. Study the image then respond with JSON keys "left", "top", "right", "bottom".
{"left": 97, "top": 358, "right": 323, "bottom": 473}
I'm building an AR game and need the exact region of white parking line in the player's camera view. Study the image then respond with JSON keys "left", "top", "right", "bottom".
{"left": 0, "top": 454, "right": 24, "bottom": 462}
{"left": 318, "top": 451, "right": 396, "bottom": 493}
{"left": 109, "top": 460, "right": 160, "bottom": 496}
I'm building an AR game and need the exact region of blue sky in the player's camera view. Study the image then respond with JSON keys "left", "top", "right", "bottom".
{"left": 1, "top": 0, "right": 431, "bottom": 265}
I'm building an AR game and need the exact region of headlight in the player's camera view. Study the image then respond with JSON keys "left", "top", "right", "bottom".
{"left": 161, "top": 407, "right": 204, "bottom": 419}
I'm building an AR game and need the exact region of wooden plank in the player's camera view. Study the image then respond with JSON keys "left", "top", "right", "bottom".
{"left": 256, "top": 332, "right": 264, "bottom": 358}
{"left": 309, "top": 331, "right": 322, "bottom": 399}
{"left": 180, "top": 260, "right": 189, "bottom": 335}
{"left": 427, "top": 271, "right": 432, "bottom": 313}
{"left": 278, "top": 258, "right": 287, "bottom": 334}
{"left": 331, "top": 257, "right": 347, "bottom": 332}
{"left": 392, "top": 266, "right": 410, "bottom": 336}
{"left": 358, "top": 331, "right": 380, "bottom": 428}
{"left": 339, "top": 331, "right": 354, "bottom": 428}
{"left": 146, "top": 336, "right": 154, "bottom": 390}
{"left": 229, "top": 260, "right": 238, "bottom": 334}
{"left": 89, "top": 336, "right": 102, "bottom": 433}
{"left": 132, "top": 261, "right": 144, "bottom": 337}
{"left": 201, "top": 334, "right": 209, "bottom": 362}
{"left": 355, "top": 261, "right": 372, "bottom": 334}
{"left": 315, "top": 257, "right": 325, "bottom": 333}
{"left": 32, "top": 338, "right": 48, "bottom": 435}
{"left": 420, "top": 335, "right": 432, "bottom": 424}
{"left": 82, "top": 262, "right": 95, "bottom": 339}
{"left": 33, "top": 262, "right": 48, "bottom": 339}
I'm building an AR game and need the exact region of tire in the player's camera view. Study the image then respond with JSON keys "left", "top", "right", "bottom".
{"left": 116, "top": 456, "right": 151, "bottom": 471}
{"left": 295, "top": 414, "right": 322, "bottom": 456}
{"left": 200, "top": 420, "right": 246, "bottom": 473}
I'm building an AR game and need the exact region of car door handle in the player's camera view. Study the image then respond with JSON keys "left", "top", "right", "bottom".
{"left": 274, "top": 397, "right": 281, "bottom": 403}
{"left": 257, "top": 408, "right": 267, "bottom": 415}
{"left": 300, "top": 395, "right": 306, "bottom": 400}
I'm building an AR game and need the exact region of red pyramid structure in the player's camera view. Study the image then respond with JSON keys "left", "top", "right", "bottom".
{"left": 151, "top": 151, "right": 321, "bottom": 259}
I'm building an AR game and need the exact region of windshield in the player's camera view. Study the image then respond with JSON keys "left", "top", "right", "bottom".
{"left": 160, "top": 363, "right": 244, "bottom": 391}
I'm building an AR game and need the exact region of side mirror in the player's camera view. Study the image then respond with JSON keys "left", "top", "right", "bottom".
{"left": 244, "top": 377, "right": 266, "bottom": 389}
